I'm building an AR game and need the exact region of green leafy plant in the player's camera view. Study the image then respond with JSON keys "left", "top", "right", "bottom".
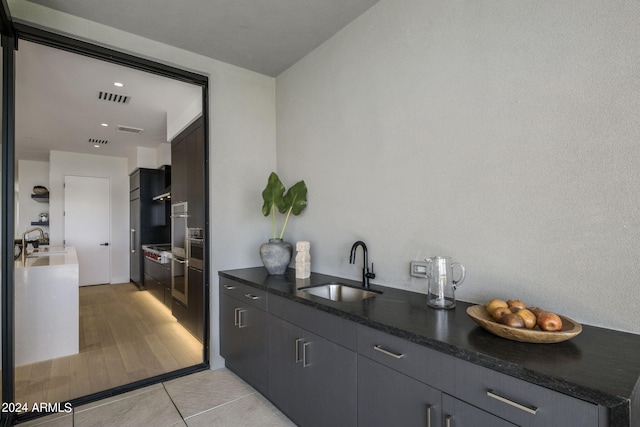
{"left": 261, "top": 172, "right": 308, "bottom": 239}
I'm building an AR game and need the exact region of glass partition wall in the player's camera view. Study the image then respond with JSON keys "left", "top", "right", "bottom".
{"left": 4, "top": 29, "right": 209, "bottom": 423}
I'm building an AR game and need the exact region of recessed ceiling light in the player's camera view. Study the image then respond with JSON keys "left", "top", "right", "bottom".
{"left": 101, "top": 123, "right": 109, "bottom": 127}
{"left": 93, "top": 144, "right": 101, "bottom": 148}
{"left": 113, "top": 82, "right": 124, "bottom": 87}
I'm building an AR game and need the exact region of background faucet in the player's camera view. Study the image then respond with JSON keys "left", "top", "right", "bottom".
{"left": 349, "top": 240, "right": 375, "bottom": 289}
{"left": 21, "top": 227, "right": 45, "bottom": 261}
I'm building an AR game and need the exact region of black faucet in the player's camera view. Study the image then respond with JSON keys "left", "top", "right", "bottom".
{"left": 349, "top": 241, "right": 375, "bottom": 289}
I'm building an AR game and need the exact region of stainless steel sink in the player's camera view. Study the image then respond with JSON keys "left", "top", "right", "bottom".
{"left": 299, "top": 282, "right": 380, "bottom": 302}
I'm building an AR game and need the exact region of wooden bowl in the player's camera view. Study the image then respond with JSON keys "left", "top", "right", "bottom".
{"left": 466, "top": 305, "right": 582, "bottom": 343}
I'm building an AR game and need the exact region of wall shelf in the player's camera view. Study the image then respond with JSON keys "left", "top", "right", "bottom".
{"left": 31, "top": 194, "right": 49, "bottom": 203}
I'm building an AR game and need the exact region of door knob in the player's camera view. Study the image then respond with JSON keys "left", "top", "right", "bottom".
{"left": 100, "top": 242, "right": 110, "bottom": 246}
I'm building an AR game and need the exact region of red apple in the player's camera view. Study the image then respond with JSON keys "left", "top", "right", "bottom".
{"left": 528, "top": 306, "right": 545, "bottom": 318}
{"left": 537, "top": 312, "right": 563, "bottom": 331}
{"left": 491, "top": 306, "right": 512, "bottom": 322}
{"left": 507, "top": 299, "right": 526, "bottom": 310}
{"left": 501, "top": 313, "right": 525, "bottom": 328}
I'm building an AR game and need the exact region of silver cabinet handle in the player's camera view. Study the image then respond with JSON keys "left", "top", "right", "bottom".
{"left": 234, "top": 308, "right": 240, "bottom": 326}
{"left": 426, "top": 405, "right": 431, "bottom": 427}
{"left": 173, "top": 258, "right": 187, "bottom": 264}
{"left": 373, "top": 344, "right": 404, "bottom": 359}
{"left": 244, "top": 293, "right": 260, "bottom": 300}
{"left": 295, "top": 338, "right": 303, "bottom": 363}
{"left": 487, "top": 390, "right": 538, "bottom": 415}
{"left": 303, "top": 342, "right": 311, "bottom": 368}
{"left": 130, "top": 228, "right": 135, "bottom": 253}
{"left": 223, "top": 284, "right": 236, "bottom": 290}
{"left": 445, "top": 415, "right": 452, "bottom": 427}
{"left": 237, "top": 309, "right": 246, "bottom": 328}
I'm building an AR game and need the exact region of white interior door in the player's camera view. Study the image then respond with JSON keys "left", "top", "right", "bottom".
{"left": 64, "top": 175, "right": 111, "bottom": 286}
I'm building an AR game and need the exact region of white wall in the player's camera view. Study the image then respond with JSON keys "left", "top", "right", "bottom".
{"left": 9, "top": 1, "right": 277, "bottom": 368}
{"left": 156, "top": 142, "right": 171, "bottom": 168}
{"left": 167, "top": 101, "right": 202, "bottom": 142}
{"left": 130, "top": 146, "right": 159, "bottom": 171}
{"left": 49, "top": 151, "right": 129, "bottom": 283}
{"left": 126, "top": 145, "right": 172, "bottom": 174}
{"left": 276, "top": 0, "right": 640, "bottom": 334}
{"left": 16, "top": 160, "right": 50, "bottom": 238}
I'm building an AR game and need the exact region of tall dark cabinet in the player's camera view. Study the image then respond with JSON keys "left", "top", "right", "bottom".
{"left": 129, "top": 168, "right": 170, "bottom": 288}
{"left": 171, "top": 116, "right": 206, "bottom": 343}
{"left": 186, "top": 123, "right": 205, "bottom": 228}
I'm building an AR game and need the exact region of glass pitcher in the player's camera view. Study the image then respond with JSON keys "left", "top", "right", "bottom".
{"left": 425, "top": 256, "right": 466, "bottom": 309}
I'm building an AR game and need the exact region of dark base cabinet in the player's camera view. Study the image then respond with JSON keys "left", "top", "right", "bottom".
{"left": 218, "top": 270, "right": 610, "bottom": 427}
{"left": 220, "top": 292, "right": 268, "bottom": 395}
{"left": 172, "top": 266, "right": 204, "bottom": 343}
{"left": 219, "top": 277, "right": 357, "bottom": 427}
{"left": 144, "top": 258, "right": 171, "bottom": 308}
{"left": 267, "top": 314, "right": 357, "bottom": 427}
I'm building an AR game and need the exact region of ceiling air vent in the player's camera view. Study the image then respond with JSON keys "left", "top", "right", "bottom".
{"left": 97, "top": 91, "right": 131, "bottom": 104}
{"left": 116, "top": 125, "right": 144, "bottom": 135}
{"left": 89, "top": 138, "right": 108, "bottom": 145}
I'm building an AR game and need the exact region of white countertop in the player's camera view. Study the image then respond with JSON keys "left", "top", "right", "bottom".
{"left": 14, "top": 246, "right": 78, "bottom": 269}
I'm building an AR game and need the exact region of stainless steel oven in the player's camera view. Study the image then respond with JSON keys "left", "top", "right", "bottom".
{"left": 187, "top": 227, "right": 204, "bottom": 272}
{"left": 170, "top": 202, "right": 188, "bottom": 259}
{"left": 171, "top": 202, "right": 188, "bottom": 305}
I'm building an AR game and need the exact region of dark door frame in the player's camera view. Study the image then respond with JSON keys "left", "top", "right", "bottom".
{"left": 1, "top": 0, "right": 16, "bottom": 423}
{"left": 1, "top": 21, "right": 210, "bottom": 425}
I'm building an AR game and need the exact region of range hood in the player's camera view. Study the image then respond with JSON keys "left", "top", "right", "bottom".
{"left": 153, "top": 186, "right": 171, "bottom": 201}
{"left": 153, "top": 165, "right": 172, "bottom": 201}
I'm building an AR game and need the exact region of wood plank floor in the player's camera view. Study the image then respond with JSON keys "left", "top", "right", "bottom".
{"left": 14, "top": 282, "right": 203, "bottom": 407}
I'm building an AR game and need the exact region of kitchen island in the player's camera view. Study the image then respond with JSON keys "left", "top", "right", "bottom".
{"left": 220, "top": 267, "right": 640, "bottom": 426}
{"left": 14, "top": 246, "right": 79, "bottom": 366}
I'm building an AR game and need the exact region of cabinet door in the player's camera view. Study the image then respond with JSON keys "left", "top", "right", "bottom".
{"left": 301, "top": 328, "right": 357, "bottom": 427}
{"left": 442, "top": 394, "right": 517, "bottom": 427}
{"left": 189, "top": 267, "right": 204, "bottom": 343}
{"left": 144, "top": 259, "right": 164, "bottom": 304}
{"left": 220, "top": 293, "right": 268, "bottom": 395}
{"left": 358, "top": 356, "right": 441, "bottom": 427}
{"left": 171, "top": 136, "right": 187, "bottom": 204}
{"left": 186, "top": 124, "right": 204, "bottom": 228}
{"left": 267, "top": 314, "right": 302, "bottom": 420}
{"left": 267, "top": 314, "right": 357, "bottom": 427}
{"left": 130, "top": 170, "right": 140, "bottom": 191}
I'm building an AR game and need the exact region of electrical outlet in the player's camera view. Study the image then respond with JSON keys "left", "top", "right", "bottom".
{"left": 410, "top": 261, "right": 428, "bottom": 278}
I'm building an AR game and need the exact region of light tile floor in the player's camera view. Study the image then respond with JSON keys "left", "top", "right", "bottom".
{"left": 19, "top": 369, "right": 295, "bottom": 427}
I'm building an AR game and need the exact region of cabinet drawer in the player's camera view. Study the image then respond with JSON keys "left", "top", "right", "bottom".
{"left": 442, "top": 393, "right": 517, "bottom": 427}
{"left": 268, "top": 293, "right": 357, "bottom": 351}
{"left": 219, "top": 278, "right": 266, "bottom": 310}
{"left": 357, "top": 324, "right": 452, "bottom": 391}
{"left": 454, "top": 358, "right": 599, "bottom": 427}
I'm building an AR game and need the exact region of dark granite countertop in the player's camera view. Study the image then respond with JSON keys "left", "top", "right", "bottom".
{"left": 219, "top": 267, "right": 640, "bottom": 426}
